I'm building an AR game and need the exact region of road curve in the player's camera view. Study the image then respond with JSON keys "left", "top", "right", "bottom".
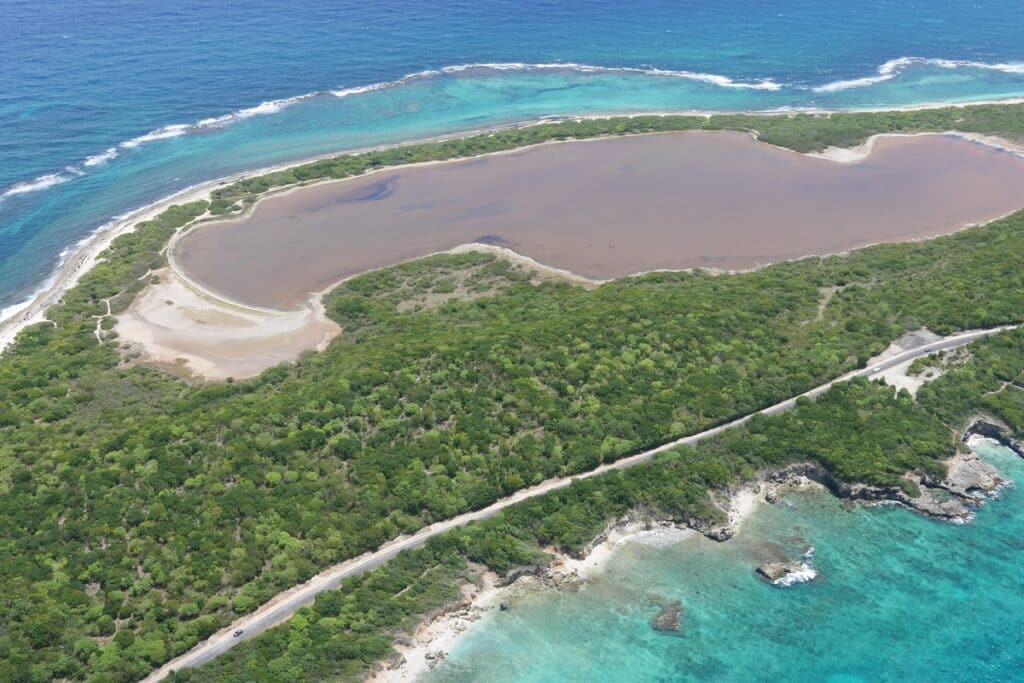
{"left": 143, "top": 323, "right": 1018, "bottom": 681}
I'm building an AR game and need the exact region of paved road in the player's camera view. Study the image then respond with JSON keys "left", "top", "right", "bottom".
{"left": 142, "top": 323, "right": 1018, "bottom": 681}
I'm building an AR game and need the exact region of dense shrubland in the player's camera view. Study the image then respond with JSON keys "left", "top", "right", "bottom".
{"left": 2, "top": 105, "right": 1024, "bottom": 681}
{"left": 189, "top": 366, "right": 1012, "bottom": 682}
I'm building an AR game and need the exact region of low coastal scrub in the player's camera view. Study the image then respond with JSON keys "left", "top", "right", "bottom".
{"left": 182, "top": 375, "right": 991, "bottom": 682}
{"left": 2, "top": 105, "right": 1024, "bottom": 681}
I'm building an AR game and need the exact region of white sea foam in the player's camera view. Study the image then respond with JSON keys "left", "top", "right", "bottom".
{"left": 0, "top": 172, "right": 73, "bottom": 202}
{"left": 0, "top": 234, "right": 84, "bottom": 323}
{"left": 773, "top": 563, "right": 818, "bottom": 587}
{"left": 332, "top": 81, "right": 398, "bottom": 98}
{"left": 769, "top": 546, "right": 818, "bottom": 586}
{"left": 814, "top": 74, "right": 896, "bottom": 94}
{"left": 332, "top": 69, "right": 442, "bottom": 97}
{"left": 21, "top": 56, "right": 1024, "bottom": 185}
{"left": 120, "top": 123, "right": 191, "bottom": 149}
{"left": 437, "top": 61, "right": 783, "bottom": 90}
{"left": 0, "top": 291, "right": 41, "bottom": 323}
{"left": 83, "top": 147, "right": 119, "bottom": 166}
{"left": 22, "top": 57, "right": 1024, "bottom": 176}
{"left": 196, "top": 93, "right": 320, "bottom": 128}
{"left": 814, "top": 56, "right": 1024, "bottom": 93}
{"left": 0, "top": 209, "right": 133, "bottom": 326}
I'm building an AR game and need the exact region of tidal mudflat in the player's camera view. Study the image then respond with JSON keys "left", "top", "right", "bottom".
{"left": 174, "top": 131, "right": 1024, "bottom": 309}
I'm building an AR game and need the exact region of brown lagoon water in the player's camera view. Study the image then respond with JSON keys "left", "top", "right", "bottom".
{"left": 175, "top": 132, "right": 1024, "bottom": 309}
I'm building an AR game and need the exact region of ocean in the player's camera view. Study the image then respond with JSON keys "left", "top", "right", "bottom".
{"left": 3, "top": 0, "right": 1024, "bottom": 318}
{"left": 428, "top": 440, "right": 1024, "bottom": 682}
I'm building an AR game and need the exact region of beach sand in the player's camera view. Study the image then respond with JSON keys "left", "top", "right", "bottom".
{"left": 114, "top": 267, "right": 340, "bottom": 381}
{"left": 174, "top": 130, "right": 1024, "bottom": 310}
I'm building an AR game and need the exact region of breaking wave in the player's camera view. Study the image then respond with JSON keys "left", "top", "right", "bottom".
{"left": 773, "top": 546, "right": 819, "bottom": 587}
{"left": 814, "top": 56, "right": 1024, "bottom": 93}
{"left": 0, "top": 172, "right": 74, "bottom": 202}
{"left": 4, "top": 57, "right": 1024, "bottom": 206}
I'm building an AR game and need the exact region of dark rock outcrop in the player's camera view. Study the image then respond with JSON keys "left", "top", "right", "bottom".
{"left": 755, "top": 561, "right": 804, "bottom": 583}
{"left": 650, "top": 600, "right": 684, "bottom": 633}
{"left": 694, "top": 522, "right": 734, "bottom": 542}
{"left": 498, "top": 565, "right": 543, "bottom": 586}
{"left": 766, "top": 456, "right": 1004, "bottom": 525}
{"left": 963, "top": 415, "right": 1024, "bottom": 458}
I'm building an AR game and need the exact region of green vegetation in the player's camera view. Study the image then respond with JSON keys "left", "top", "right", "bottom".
{"left": 177, "top": 540, "right": 477, "bottom": 682}
{"left": 918, "top": 330, "right": 1024, "bottom": 431}
{"left": 2, "top": 104, "right": 1024, "bottom": 682}
{"left": 185, "top": 376, "right": 969, "bottom": 682}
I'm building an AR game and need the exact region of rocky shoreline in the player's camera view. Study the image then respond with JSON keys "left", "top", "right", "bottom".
{"left": 368, "top": 423, "right": 1019, "bottom": 681}
{"left": 963, "top": 415, "right": 1024, "bottom": 458}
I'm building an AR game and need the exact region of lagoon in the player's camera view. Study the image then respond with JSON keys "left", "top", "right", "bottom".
{"left": 174, "top": 131, "right": 1024, "bottom": 310}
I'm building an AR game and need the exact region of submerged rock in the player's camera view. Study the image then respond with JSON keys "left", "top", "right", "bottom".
{"left": 756, "top": 561, "right": 802, "bottom": 583}
{"left": 756, "top": 559, "right": 818, "bottom": 586}
{"left": 650, "top": 600, "right": 684, "bottom": 633}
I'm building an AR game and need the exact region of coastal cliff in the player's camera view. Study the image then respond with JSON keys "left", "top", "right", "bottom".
{"left": 963, "top": 415, "right": 1024, "bottom": 458}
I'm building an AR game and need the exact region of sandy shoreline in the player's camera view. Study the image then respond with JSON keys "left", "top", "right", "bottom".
{"left": 808, "top": 129, "right": 1024, "bottom": 163}
{"left": 3, "top": 107, "right": 1024, "bottom": 355}
{"left": 0, "top": 116, "right": 584, "bottom": 351}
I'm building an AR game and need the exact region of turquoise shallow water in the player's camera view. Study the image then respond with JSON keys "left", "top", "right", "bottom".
{"left": 2, "top": 1, "right": 1024, "bottom": 317}
{"left": 430, "top": 441, "right": 1024, "bottom": 682}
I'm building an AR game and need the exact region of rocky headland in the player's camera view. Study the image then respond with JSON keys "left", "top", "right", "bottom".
{"left": 370, "top": 421, "right": 1020, "bottom": 681}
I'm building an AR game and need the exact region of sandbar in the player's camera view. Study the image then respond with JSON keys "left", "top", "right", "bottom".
{"left": 114, "top": 267, "right": 339, "bottom": 380}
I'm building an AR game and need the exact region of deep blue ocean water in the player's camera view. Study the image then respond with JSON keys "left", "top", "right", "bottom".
{"left": 430, "top": 441, "right": 1024, "bottom": 682}
{"left": 2, "top": 0, "right": 1024, "bottom": 316}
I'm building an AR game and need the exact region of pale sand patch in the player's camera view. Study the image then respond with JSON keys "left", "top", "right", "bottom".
{"left": 806, "top": 130, "right": 1024, "bottom": 164}
{"left": 445, "top": 242, "right": 603, "bottom": 288}
{"left": 872, "top": 359, "right": 932, "bottom": 397}
{"left": 809, "top": 130, "right": 1024, "bottom": 164}
{"left": 726, "top": 485, "right": 762, "bottom": 533}
{"left": 114, "top": 267, "right": 339, "bottom": 381}
{"left": 116, "top": 242, "right": 592, "bottom": 383}
{"left": 865, "top": 328, "right": 945, "bottom": 397}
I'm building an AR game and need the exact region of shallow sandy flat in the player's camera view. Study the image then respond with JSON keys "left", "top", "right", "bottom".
{"left": 174, "top": 131, "right": 1024, "bottom": 309}
{"left": 115, "top": 268, "right": 339, "bottom": 380}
